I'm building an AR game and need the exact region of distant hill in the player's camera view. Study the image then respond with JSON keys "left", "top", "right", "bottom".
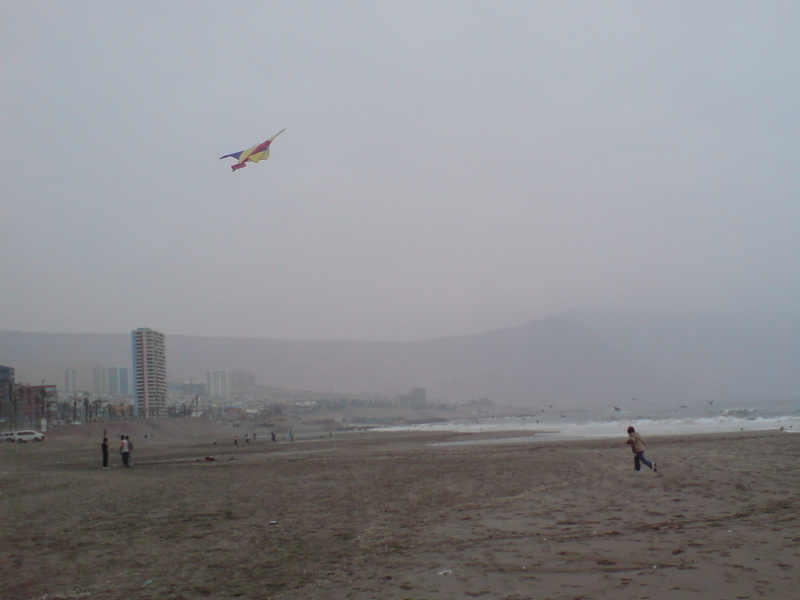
{"left": 2, "top": 311, "right": 799, "bottom": 408}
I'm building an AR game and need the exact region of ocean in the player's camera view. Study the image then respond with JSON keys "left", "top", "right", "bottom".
{"left": 376, "top": 397, "right": 800, "bottom": 443}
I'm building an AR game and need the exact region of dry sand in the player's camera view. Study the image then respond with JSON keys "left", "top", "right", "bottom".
{"left": 1, "top": 421, "right": 798, "bottom": 600}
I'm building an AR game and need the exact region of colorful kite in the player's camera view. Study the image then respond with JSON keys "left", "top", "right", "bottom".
{"left": 220, "top": 129, "right": 285, "bottom": 172}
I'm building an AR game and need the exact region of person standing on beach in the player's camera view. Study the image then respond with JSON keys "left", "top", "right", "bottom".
{"left": 120, "top": 434, "right": 130, "bottom": 467}
{"left": 626, "top": 426, "right": 657, "bottom": 472}
{"left": 126, "top": 436, "right": 134, "bottom": 467}
{"left": 101, "top": 437, "right": 109, "bottom": 469}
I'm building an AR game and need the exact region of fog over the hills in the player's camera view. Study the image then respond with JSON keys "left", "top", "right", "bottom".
{"left": 4, "top": 311, "right": 799, "bottom": 408}
{"left": 2, "top": 4, "right": 800, "bottom": 343}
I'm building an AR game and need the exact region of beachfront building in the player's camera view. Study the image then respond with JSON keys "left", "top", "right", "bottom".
{"left": 399, "top": 387, "right": 427, "bottom": 408}
{"left": 63, "top": 369, "right": 77, "bottom": 393}
{"left": 94, "top": 366, "right": 130, "bottom": 397}
{"left": 207, "top": 369, "right": 230, "bottom": 399}
{"left": 108, "top": 366, "right": 130, "bottom": 396}
{"left": 93, "top": 367, "right": 108, "bottom": 395}
{"left": 131, "top": 328, "right": 167, "bottom": 418}
{"left": 0, "top": 365, "right": 15, "bottom": 423}
{"left": 0, "top": 365, "right": 14, "bottom": 390}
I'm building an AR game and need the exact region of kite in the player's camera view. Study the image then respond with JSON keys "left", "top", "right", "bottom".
{"left": 220, "top": 129, "right": 285, "bottom": 172}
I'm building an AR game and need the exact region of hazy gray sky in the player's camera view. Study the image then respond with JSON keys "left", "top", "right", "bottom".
{"left": 2, "top": 2, "right": 799, "bottom": 341}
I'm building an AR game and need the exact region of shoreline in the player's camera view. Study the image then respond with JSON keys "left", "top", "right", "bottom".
{"left": 35, "top": 412, "right": 799, "bottom": 451}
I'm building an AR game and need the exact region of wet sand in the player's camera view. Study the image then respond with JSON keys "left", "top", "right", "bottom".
{"left": 1, "top": 423, "right": 798, "bottom": 600}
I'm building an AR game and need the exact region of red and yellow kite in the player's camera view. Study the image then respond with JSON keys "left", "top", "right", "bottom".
{"left": 220, "top": 129, "right": 285, "bottom": 172}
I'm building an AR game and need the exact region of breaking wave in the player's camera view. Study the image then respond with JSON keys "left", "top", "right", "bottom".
{"left": 376, "top": 398, "right": 800, "bottom": 440}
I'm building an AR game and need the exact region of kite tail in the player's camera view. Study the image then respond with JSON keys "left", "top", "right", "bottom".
{"left": 231, "top": 163, "right": 247, "bottom": 172}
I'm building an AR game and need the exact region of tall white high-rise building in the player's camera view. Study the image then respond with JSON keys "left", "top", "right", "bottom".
{"left": 131, "top": 328, "right": 167, "bottom": 418}
{"left": 206, "top": 369, "right": 230, "bottom": 398}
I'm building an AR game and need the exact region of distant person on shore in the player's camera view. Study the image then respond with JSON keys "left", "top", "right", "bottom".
{"left": 234, "top": 436, "right": 238, "bottom": 446}
{"left": 126, "top": 436, "right": 134, "bottom": 467}
{"left": 101, "top": 437, "right": 109, "bottom": 469}
{"left": 271, "top": 431, "right": 276, "bottom": 442}
{"left": 289, "top": 430, "right": 294, "bottom": 442}
{"left": 120, "top": 435, "right": 130, "bottom": 467}
{"left": 626, "top": 426, "right": 656, "bottom": 472}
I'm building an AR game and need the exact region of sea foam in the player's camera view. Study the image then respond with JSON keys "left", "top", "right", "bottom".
{"left": 376, "top": 398, "right": 800, "bottom": 441}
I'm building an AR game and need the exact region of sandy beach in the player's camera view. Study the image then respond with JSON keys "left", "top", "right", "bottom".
{"left": 1, "top": 422, "right": 798, "bottom": 600}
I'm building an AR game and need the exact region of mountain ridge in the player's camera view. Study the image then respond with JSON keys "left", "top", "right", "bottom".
{"left": 2, "top": 311, "right": 798, "bottom": 408}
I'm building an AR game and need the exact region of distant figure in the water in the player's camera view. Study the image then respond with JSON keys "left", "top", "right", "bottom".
{"left": 626, "top": 426, "right": 656, "bottom": 473}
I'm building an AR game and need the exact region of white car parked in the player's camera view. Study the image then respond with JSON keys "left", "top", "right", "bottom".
{"left": 13, "top": 430, "right": 45, "bottom": 442}
{"left": 1, "top": 431, "right": 16, "bottom": 442}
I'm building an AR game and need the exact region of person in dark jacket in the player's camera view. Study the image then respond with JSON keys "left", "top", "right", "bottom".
{"left": 101, "top": 437, "right": 109, "bottom": 469}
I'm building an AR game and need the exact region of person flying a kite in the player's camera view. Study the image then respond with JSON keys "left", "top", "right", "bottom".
{"left": 220, "top": 129, "right": 285, "bottom": 171}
